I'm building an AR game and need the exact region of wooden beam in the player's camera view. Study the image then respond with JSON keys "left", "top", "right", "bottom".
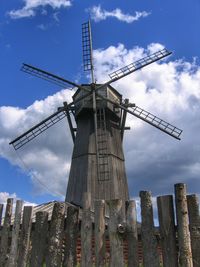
{"left": 63, "top": 102, "right": 76, "bottom": 143}
{"left": 120, "top": 99, "right": 129, "bottom": 140}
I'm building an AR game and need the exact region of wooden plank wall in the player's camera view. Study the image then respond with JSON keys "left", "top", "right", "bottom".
{"left": 0, "top": 183, "right": 199, "bottom": 266}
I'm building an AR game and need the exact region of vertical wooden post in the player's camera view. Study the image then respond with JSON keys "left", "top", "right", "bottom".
{"left": 94, "top": 200, "right": 105, "bottom": 267}
{"left": 46, "top": 202, "right": 65, "bottom": 267}
{"left": 81, "top": 192, "right": 92, "bottom": 267}
{"left": 175, "top": 183, "right": 193, "bottom": 267}
{"left": 0, "top": 203, "right": 3, "bottom": 226}
{"left": 0, "top": 203, "right": 4, "bottom": 257}
{"left": 140, "top": 191, "right": 160, "bottom": 267}
{"left": 187, "top": 194, "right": 200, "bottom": 267}
{"left": 126, "top": 200, "right": 139, "bottom": 267}
{"left": 8, "top": 200, "right": 23, "bottom": 267}
{"left": 30, "top": 211, "right": 49, "bottom": 267}
{"left": 157, "top": 195, "right": 178, "bottom": 267}
{"left": 63, "top": 206, "right": 79, "bottom": 267}
{"left": 17, "top": 205, "right": 33, "bottom": 267}
{"left": 0, "top": 198, "right": 13, "bottom": 267}
{"left": 108, "top": 199, "right": 125, "bottom": 267}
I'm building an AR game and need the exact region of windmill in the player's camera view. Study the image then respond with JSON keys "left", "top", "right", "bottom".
{"left": 9, "top": 21, "right": 182, "bottom": 208}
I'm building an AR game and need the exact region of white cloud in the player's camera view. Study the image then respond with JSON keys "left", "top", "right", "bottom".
{"left": 0, "top": 89, "right": 74, "bottom": 198}
{"left": 0, "top": 192, "right": 36, "bottom": 207}
{"left": 0, "top": 192, "right": 17, "bottom": 204}
{"left": 1, "top": 43, "right": 200, "bottom": 202}
{"left": 8, "top": 0, "right": 72, "bottom": 19}
{"left": 88, "top": 5, "right": 150, "bottom": 23}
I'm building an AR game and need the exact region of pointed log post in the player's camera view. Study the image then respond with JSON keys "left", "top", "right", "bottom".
{"left": 126, "top": 200, "right": 139, "bottom": 267}
{"left": 17, "top": 206, "right": 33, "bottom": 267}
{"left": 30, "top": 211, "right": 49, "bottom": 267}
{"left": 8, "top": 200, "right": 23, "bottom": 267}
{"left": 94, "top": 200, "right": 106, "bottom": 267}
{"left": 0, "top": 198, "right": 13, "bottom": 267}
{"left": 157, "top": 195, "right": 178, "bottom": 267}
{"left": 175, "top": 183, "right": 193, "bottom": 267}
{"left": 81, "top": 192, "right": 92, "bottom": 267}
{"left": 108, "top": 199, "right": 125, "bottom": 267}
{"left": 63, "top": 206, "right": 79, "bottom": 267}
{"left": 46, "top": 202, "right": 65, "bottom": 267}
{"left": 140, "top": 191, "right": 160, "bottom": 267}
{"left": 187, "top": 194, "right": 200, "bottom": 267}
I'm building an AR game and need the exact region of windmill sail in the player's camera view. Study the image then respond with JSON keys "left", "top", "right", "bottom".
{"left": 9, "top": 108, "right": 67, "bottom": 150}
{"left": 108, "top": 48, "right": 172, "bottom": 83}
{"left": 21, "top": 63, "right": 79, "bottom": 89}
{"left": 128, "top": 104, "right": 182, "bottom": 139}
{"left": 82, "top": 21, "right": 95, "bottom": 83}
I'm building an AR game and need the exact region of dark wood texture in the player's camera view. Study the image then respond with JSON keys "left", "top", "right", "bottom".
{"left": 8, "top": 200, "right": 23, "bottom": 267}
{"left": 126, "top": 200, "right": 139, "bottom": 267}
{"left": 94, "top": 200, "right": 106, "bottom": 267}
{"left": 175, "top": 183, "right": 193, "bottom": 267}
{"left": 0, "top": 198, "right": 13, "bottom": 267}
{"left": 108, "top": 199, "right": 125, "bottom": 267}
{"left": 187, "top": 194, "right": 200, "bottom": 267}
{"left": 17, "top": 206, "right": 33, "bottom": 267}
{"left": 46, "top": 202, "right": 65, "bottom": 267}
{"left": 30, "top": 211, "right": 48, "bottom": 267}
{"left": 63, "top": 206, "right": 79, "bottom": 267}
{"left": 157, "top": 195, "right": 178, "bottom": 267}
{"left": 81, "top": 193, "right": 92, "bottom": 267}
{"left": 140, "top": 191, "right": 160, "bottom": 267}
{"left": 66, "top": 108, "right": 129, "bottom": 208}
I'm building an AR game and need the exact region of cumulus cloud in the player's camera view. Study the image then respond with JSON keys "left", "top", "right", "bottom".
{"left": 1, "top": 43, "right": 200, "bottom": 202}
{"left": 8, "top": 0, "right": 72, "bottom": 19}
{"left": 88, "top": 5, "right": 150, "bottom": 23}
{"left": 93, "top": 43, "right": 200, "bottom": 197}
{"left": 0, "top": 89, "right": 74, "bottom": 198}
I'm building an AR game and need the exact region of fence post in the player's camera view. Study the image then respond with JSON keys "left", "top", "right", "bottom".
{"left": 187, "top": 194, "right": 200, "bottom": 267}
{"left": 8, "top": 200, "right": 23, "bottom": 267}
{"left": 126, "top": 200, "right": 139, "bottom": 267}
{"left": 94, "top": 200, "right": 105, "bottom": 267}
{"left": 46, "top": 202, "right": 65, "bottom": 267}
{"left": 175, "top": 183, "right": 193, "bottom": 267}
{"left": 140, "top": 191, "right": 160, "bottom": 267}
{"left": 81, "top": 192, "right": 92, "bottom": 267}
{"left": 0, "top": 198, "right": 13, "bottom": 267}
{"left": 17, "top": 205, "right": 33, "bottom": 267}
{"left": 157, "top": 195, "right": 178, "bottom": 267}
{"left": 63, "top": 205, "right": 79, "bottom": 267}
{"left": 108, "top": 199, "right": 125, "bottom": 267}
{"left": 0, "top": 203, "right": 3, "bottom": 226}
{"left": 30, "top": 211, "right": 49, "bottom": 267}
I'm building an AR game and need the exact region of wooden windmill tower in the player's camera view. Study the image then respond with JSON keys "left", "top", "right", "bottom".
{"left": 10, "top": 21, "right": 182, "bottom": 207}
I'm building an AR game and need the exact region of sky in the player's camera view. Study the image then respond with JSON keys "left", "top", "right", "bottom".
{"left": 0, "top": 0, "right": 200, "bottom": 209}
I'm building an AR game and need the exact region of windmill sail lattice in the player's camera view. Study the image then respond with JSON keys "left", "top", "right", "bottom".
{"left": 108, "top": 48, "right": 171, "bottom": 82}
{"left": 128, "top": 105, "right": 182, "bottom": 139}
{"left": 10, "top": 20, "right": 183, "bottom": 208}
{"left": 9, "top": 108, "right": 67, "bottom": 150}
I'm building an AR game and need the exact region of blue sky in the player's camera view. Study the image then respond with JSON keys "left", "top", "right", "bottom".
{"left": 0, "top": 0, "right": 200, "bottom": 205}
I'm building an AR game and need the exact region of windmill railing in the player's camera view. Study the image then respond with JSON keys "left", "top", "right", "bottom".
{"left": 0, "top": 183, "right": 198, "bottom": 266}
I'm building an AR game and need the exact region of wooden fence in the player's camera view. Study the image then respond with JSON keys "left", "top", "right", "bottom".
{"left": 0, "top": 183, "right": 199, "bottom": 267}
